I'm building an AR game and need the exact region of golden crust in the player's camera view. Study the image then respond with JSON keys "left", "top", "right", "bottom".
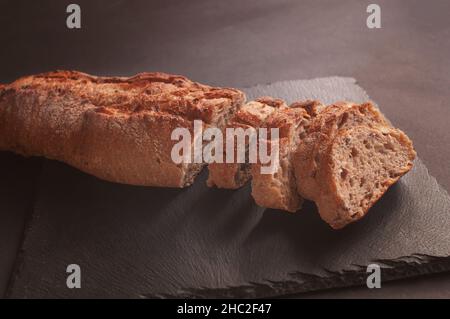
{"left": 5, "top": 70, "right": 244, "bottom": 123}
{"left": 254, "top": 96, "right": 287, "bottom": 109}
{"left": 0, "top": 70, "right": 245, "bottom": 187}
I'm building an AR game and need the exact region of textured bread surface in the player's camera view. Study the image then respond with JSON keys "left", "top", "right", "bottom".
{"left": 289, "top": 99, "right": 327, "bottom": 117}
{"left": 0, "top": 70, "right": 245, "bottom": 187}
{"left": 316, "top": 125, "right": 416, "bottom": 229}
{"left": 206, "top": 97, "right": 286, "bottom": 189}
{"left": 251, "top": 104, "right": 314, "bottom": 212}
{"left": 294, "top": 102, "right": 390, "bottom": 200}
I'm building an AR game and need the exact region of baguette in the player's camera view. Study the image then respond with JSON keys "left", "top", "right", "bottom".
{"left": 1, "top": 71, "right": 417, "bottom": 229}
{"left": 0, "top": 71, "right": 245, "bottom": 187}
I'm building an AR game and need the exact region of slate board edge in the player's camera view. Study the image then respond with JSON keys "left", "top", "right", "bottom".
{"left": 143, "top": 254, "right": 450, "bottom": 298}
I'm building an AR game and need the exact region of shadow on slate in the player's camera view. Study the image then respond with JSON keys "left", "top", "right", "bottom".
{"left": 7, "top": 78, "right": 450, "bottom": 298}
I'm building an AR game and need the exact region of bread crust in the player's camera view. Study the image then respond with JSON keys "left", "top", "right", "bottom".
{"left": 289, "top": 99, "right": 327, "bottom": 117}
{"left": 0, "top": 70, "right": 245, "bottom": 187}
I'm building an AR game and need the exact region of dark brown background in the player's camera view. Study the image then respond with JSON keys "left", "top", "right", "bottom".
{"left": 0, "top": 0, "right": 449, "bottom": 298}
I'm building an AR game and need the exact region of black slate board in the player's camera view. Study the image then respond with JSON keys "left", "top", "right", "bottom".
{"left": 0, "top": 153, "right": 41, "bottom": 297}
{"left": 7, "top": 78, "right": 450, "bottom": 298}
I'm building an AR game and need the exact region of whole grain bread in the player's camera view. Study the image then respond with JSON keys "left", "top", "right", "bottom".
{"left": 251, "top": 104, "right": 315, "bottom": 212}
{"left": 315, "top": 125, "right": 416, "bottom": 229}
{"left": 0, "top": 71, "right": 245, "bottom": 187}
{"left": 207, "top": 98, "right": 328, "bottom": 213}
{"left": 294, "top": 102, "right": 390, "bottom": 200}
{"left": 206, "top": 97, "right": 286, "bottom": 189}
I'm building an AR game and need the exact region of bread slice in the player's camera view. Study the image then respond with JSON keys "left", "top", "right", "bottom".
{"left": 206, "top": 97, "right": 286, "bottom": 189}
{"left": 0, "top": 71, "right": 245, "bottom": 187}
{"left": 294, "top": 102, "right": 390, "bottom": 200}
{"left": 316, "top": 125, "right": 416, "bottom": 229}
{"left": 251, "top": 105, "right": 313, "bottom": 212}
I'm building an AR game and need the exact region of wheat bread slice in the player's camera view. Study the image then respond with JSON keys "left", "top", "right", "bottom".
{"left": 294, "top": 102, "right": 390, "bottom": 200}
{"left": 316, "top": 125, "right": 416, "bottom": 229}
{"left": 206, "top": 97, "right": 287, "bottom": 189}
{"left": 251, "top": 106, "right": 313, "bottom": 212}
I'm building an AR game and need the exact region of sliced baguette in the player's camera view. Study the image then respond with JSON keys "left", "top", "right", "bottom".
{"left": 206, "top": 97, "right": 286, "bottom": 189}
{"left": 316, "top": 125, "right": 416, "bottom": 229}
{"left": 294, "top": 102, "right": 390, "bottom": 200}
{"left": 251, "top": 105, "right": 314, "bottom": 212}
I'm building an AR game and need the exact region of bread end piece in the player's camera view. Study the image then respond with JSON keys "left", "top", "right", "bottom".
{"left": 316, "top": 125, "right": 416, "bottom": 229}
{"left": 294, "top": 102, "right": 390, "bottom": 200}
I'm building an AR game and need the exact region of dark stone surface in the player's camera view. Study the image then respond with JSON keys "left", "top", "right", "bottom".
{"left": 1, "top": 0, "right": 449, "bottom": 298}
{"left": 0, "top": 153, "right": 41, "bottom": 297}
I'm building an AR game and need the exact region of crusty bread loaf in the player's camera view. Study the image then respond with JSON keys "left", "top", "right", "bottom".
{"left": 251, "top": 105, "right": 313, "bottom": 212}
{"left": 1, "top": 71, "right": 417, "bottom": 229}
{"left": 206, "top": 97, "right": 286, "bottom": 189}
{"left": 294, "top": 102, "right": 390, "bottom": 200}
{"left": 0, "top": 71, "right": 245, "bottom": 187}
{"left": 315, "top": 125, "right": 416, "bottom": 229}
